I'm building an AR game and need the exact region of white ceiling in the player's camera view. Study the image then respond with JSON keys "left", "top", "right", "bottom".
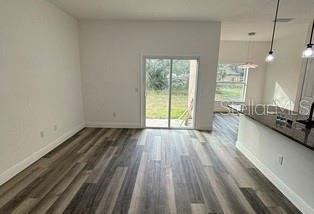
{"left": 48, "top": 0, "right": 314, "bottom": 41}
{"left": 221, "top": 22, "right": 310, "bottom": 41}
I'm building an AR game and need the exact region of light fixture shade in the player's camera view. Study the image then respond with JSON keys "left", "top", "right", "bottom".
{"left": 266, "top": 52, "right": 274, "bottom": 62}
{"left": 238, "top": 62, "right": 259, "bottom": 69}
{"left": 302, "top": 19, "right": 314, "bottom": 58}
{"left": 302, "top": 42, "right": 314, "bottom": 58}
{"left": 241, "top": 32, "right": 259, "bottom": 70}
{"left": 303, "top": 47, "right": 314, "bottom": 58}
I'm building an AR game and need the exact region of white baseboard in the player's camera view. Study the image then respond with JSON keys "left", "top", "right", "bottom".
{"left": 236, "top": 141, "right": 314, "bottom": 214}
{"left": 0, "top": 123, "right": 85, "bottom": 186}
{"left": 86, "top": 122, "right": 211, "bottom": 130}
{"left": 85, "top": 122, "right": 140, "bottom": 129}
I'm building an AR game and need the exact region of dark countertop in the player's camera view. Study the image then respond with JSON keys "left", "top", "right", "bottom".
{"left": 228, "top": 104, "right": 314, "bottom": 150}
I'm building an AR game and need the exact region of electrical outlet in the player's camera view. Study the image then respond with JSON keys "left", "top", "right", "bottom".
{"left": 54, "top": 125, "right": 57, "bottom": 131}
{"left": 40, "top": 131, "right": 45, "bottom": 138}
{"left": 113, "top": 112, "right": 117, "bottom": 117}
{"left": 278, "top": 155, "right": 284, "bottom": 166}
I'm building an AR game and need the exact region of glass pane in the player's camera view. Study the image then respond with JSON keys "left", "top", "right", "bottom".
{"left": 145, "top": 59, "right": 170, "bottom": 127}
{"left": 215, "top": 83, "right": 245, "bottom": 102}
{"left": 170, "top": 59, "right": 197, "bottom": 128}
{"left": 216, "top": 64, "right": 247, "bottom": 83}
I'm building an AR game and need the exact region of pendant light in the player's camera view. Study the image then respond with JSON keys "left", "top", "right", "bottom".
{"left": 239, "top": 32, "right": 259, "bottom": 69}
{"left": 302, "top": 19, "right": 314, "bottom": 58}
{"left": 266, "top": 0, "right": 281, "bottom": 62}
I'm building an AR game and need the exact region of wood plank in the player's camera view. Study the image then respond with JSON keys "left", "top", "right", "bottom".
{"left": 193, "top": 130, "right": 207, "bottom": 143}
{"left": 61, "top": 183, "right": 92, "bottom": 213}
{"left": 0, "top": 167, "right": 46, "bottom": 209}
{"left": 31, "top": 194, "right": 59, "bottom": 214}
{"left": 51, "top": 162, "right": 86, "bottom": 195}
{"left": 171, "top": 151, "right": 192, "bottom": 213}
{"left": 77, "top": 129, "right": 110, "bottom": 163}
{"left": 189, "top": 156, "right": 222, "bottom": 213}
{"left": 256, "top": 191, "right": 277, "bottom": 208}
{"left": 86, "top": 146, "right": 117, "bottom": 183}
{"left": 191, "top": 203, "right": 206, "bottom": 214}
{"left": 191, "top": 139, "right": 212, "bottom": 166}
{"left": 77, "top": 129, "right": 106, "bottom": 154}
{"left": 95, "top": 167, "right": 128, "bottom": 214}
{"left": 49, "top": 128, "right": 95, "bottom": 161}
{"left": 47, "top": 171, "right": 90, "bottom": 213}
{"left": 205, "top": 167, "right": 255, "bottom": 213}
{"left": 136, "top": 130, "right": 148, "bottom": 146}
{"left": 203, "top": 133, "right": 257, "bottom": 188}
{"left": 128, "top": 152, "right": 148, "bottom": 214}
{"left": 247, "top": 168, "right": 301, "bottom": 214}
{"left": 0, "top": 116, "right": 301, "bottom": 214}
{"left": 181, "top": 156, "right": 204, "bottom": 203}
{"left": 112, "top": 144, "right": 144, "bottom": 213}
{"left": 268, "top": 206, "right": 288, "bottom": 214}
{"left": 165, "top": 168, "right": 177, "bottom": 214}
{"left": 179, "top": 134, "right": 190, "bottom": 156}
{"left": 152, "top": 136, "right": 162, "bottom": 161}
{"left": 0, "top": 166, "right": 39, "bottom": 197}
{"left": 29, "top": 156, "right": 80, "bottom": 199}
{"left": 241, "top": 187, "right": 271, "bottom": 214}
{"left": 11, "top": 198, "right": 38, "bottom": 214}
{"left": 204, "top": 167, "right": 236, "bottom": 214}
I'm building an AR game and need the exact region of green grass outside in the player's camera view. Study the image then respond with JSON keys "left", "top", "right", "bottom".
{"left": 146, "top": 86, "right": 243, "bottom": 119}
{"left": 215, "top": 85, "right": 243, "bottom": 102}
{"left": 146, "top": 90, "right": 188, "bottom": 119}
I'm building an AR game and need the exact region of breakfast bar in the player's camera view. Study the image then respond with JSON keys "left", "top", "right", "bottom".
{"left": 229, "top": 105, "right": 314, "bottom": 214}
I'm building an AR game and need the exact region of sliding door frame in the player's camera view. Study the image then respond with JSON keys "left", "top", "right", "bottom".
{"left": 140, "top": 55, "right": 200, "bottom": 129}
{"left": 168, "top": 59, "right": 173, "bottom": 128}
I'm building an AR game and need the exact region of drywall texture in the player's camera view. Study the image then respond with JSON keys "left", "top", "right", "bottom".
{"left": 0, "top": 0, "right": 84, "bottom": 184}
{"left": 263, "top": 24, "right": 308, "bottom": 110}
{"left": 215, "top": 40, "right": 269, "bottom": 112}
{"left": 80, "top": 20, "right": 221, "bottom": 130}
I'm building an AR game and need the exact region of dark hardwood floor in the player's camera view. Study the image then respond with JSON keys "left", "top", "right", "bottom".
{"left": 0, "top": 114, "right": 301, "bottom": 214}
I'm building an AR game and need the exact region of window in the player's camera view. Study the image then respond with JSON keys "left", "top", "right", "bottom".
{"left": 215, "top": 64, "right": 248, "bottom": 102}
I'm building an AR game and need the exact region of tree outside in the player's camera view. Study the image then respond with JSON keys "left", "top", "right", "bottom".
{"left": 145, "top": 59, "right": 191, "bottom": 119}
{"left": 215, "top": 64, "right": 247, "bottom": 102}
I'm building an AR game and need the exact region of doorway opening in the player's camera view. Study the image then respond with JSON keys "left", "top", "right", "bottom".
{"left": 144, "top": 57, "right": 198, "bottom": 129}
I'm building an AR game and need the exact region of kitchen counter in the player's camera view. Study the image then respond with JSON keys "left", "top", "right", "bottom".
{"left": 228, "top": 104, "right": 314, "bottom": 150}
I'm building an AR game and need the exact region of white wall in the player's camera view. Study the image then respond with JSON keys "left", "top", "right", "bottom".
{"left": 237, "top": 115, "right": 314, "bottom": 214}
{"left": 0, "top": 0, "right": 84, "bottom": 184}
{"left": 295, "top": 24, "right": 314, "bottom": 114}
{"left": 79, "top": 20, "right": 221, "bottom": 130}
{"left": 263, "top": 24, "right": 309, "bottom": 110}
{"left": 215, "top": 41, "right": 269, "bottom": 112}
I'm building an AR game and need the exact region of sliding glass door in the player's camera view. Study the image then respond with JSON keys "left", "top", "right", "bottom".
{"left": 144, "top": 57, "right": 198, "bottom": 129}
{"left": 145, "top": 59, "right": 171, "bottom": 128}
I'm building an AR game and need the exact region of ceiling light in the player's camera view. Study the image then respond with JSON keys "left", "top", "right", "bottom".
{"left": 266, "top": 0, "right": 281, "bottom": 62}
{"left": 302, "top": 19, "right": 314, "bottom": 58}
{"left": 239, "top": 32, "right": 259, "bottom": 69}
{"left": 266, "top": 51, "right": 275, "bottom": 62}
{"left": 238, "top": 62, "right": 259, "bottom": 69}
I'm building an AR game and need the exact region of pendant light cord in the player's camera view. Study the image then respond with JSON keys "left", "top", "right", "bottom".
{"left": 247, "top": 35, "right": 251, "bottom": 62}
{"left": 309, "top": 19, "right": 314, "bottom": 45}
{"left": 248, "top": 32, "right": 255, "bottom": 62}
{"left": 270, "top": 0, "right": 280, "bottom": 51}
